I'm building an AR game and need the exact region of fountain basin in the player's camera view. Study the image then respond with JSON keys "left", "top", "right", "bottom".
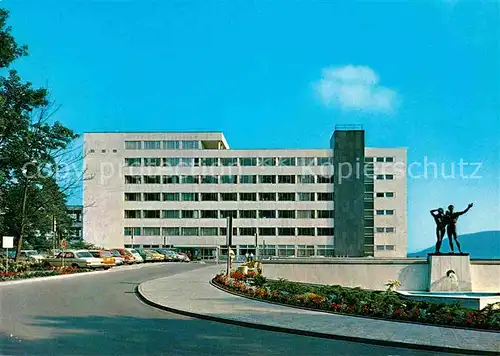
{"left": 397, "top": 291, "right": 500, "bottom": 310}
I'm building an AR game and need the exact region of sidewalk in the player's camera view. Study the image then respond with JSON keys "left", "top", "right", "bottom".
{"left": 138, "top": 265, "right": 500, "bottom": 355}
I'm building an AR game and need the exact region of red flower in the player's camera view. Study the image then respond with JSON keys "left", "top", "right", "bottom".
{"left": 466, "top": 318, "right": 473, "bottom": 323}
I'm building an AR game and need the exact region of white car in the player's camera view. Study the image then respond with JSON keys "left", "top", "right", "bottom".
{"left": 126, "top": 248, "right": 144, "bottom": 263}
{"left": 44, "top": 249, "right": 103, "bottom": 269}
{"left": 19, "top": 250, "right": 45, "bottom": 262}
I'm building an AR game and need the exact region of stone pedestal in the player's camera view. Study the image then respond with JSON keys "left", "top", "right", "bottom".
{"left": 428, "top": 253, "right": 472, "bottom": 292}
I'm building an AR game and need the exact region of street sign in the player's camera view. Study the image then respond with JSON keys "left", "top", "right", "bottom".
{"left": 61, "top": 239, "right": 67, "bottom": 249}
{"left": 2, "top": 236, "right": 14, "bottom": 249}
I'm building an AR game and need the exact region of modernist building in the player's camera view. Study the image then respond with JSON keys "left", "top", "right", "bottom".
{"left": 83, "top": 128, "right": 407, "bottom": 258}
{"left": 66, "top": 205, "right": 83, "bottom": 239}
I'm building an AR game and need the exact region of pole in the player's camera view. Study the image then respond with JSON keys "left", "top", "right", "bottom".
{"left": 254, "top": 232, "right": 258, "bottom": 261}
{"left": 163, "top": 235, "right": 166, "bottom": 248}
{"left": 226, "top": 216, "right": 232, "bottom": 276}
{"left": 6, "top": 247, "right": 8, "bottom": 271}
{"left": 131, "top": 229, "right": 134, "bottom": 249}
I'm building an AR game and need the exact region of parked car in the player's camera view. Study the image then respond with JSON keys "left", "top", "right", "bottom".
{"left": 107, "top": 250, "right": 125, "bottom": 265}
{"left": 18, "top": 250, "right": 46, "bottom": 262}
{"left": 115, "top": 248, "right": 136, "bottom": 264}
{"left": 145, "top": 249, "right": 165, "bottom": 262}
{"left": 177, "top": 252, "right": 190, "bottom": 262}
{"left": 125, "top": 248, "right": 144, "bottom": 263}
{"left": 43, "top": 250, "right": 103, "bottom": 269}
{"left": 156, "top": 248, "right": 181, "bottom": 262}
{"left": 135, "top": 248, "right": 153, "bottom": 262}
{"left": 89, "top": 250, "right": 115, "bottom": 268}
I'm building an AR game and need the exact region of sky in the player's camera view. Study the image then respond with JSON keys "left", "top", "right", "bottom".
{"left": 4, "top": 0, "right": 499, "bottom": 252}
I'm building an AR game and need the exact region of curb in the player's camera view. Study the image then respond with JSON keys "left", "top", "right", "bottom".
{"left": 136, "top": 280, "right": 499, "bottom": 356}
{"left": 0, "top": 269, "right": 109, "bottom": 286}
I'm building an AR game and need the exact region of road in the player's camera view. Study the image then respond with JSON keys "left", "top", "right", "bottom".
{"left": 0, "top": 263, "right": 459, "bottom": 356}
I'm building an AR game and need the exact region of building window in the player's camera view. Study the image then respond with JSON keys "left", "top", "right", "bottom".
{"left": 220, "top": 210, "right": 237, "bottom": 219}
{"left": 220, "top": 158, "right": 238, "bottom": 166}
{"left": 317, "top": 245, "right": 334, "bottom": 257}
{"left": 201, "top": 158, "right": 218, "bottom": 166}
{"left": 317, "top": 157, "right": 333, "bottom": 166}
{"left": 220, "top": 175, "right": 237, "bottom": 184}
{"left": 376, "top": 245, "right": 385, "bottom": 251}
{"left": 385, "top": 174, "right": 394, "bottom": 180}
{"left": 181, "top": 140, "right": 199, "bottom": 150}
{"left": 125, "top": 141, "right": 142, "bottom": 150}
{"left": 143, "top": 210, "right": 161, "bottom": 219}
{"left": 239, "top": 227, "right": 256, "bottom": 236}
{"left": 298, "top": 175, "right": 315, "bottom": 184}
{"left": 317, "top": 175, "right": 333, "bottom": 184}
{"left": 386, "top": 157, "right": 394, "bottom": 162}
{"left": 181, "top": 210, "right": 199, "bottom": 219}
{"left": 164, "top": 140, "right": 180, "bottom": 150}
{"left": 181, "top": 192, "right": 198, "bottom": 201}
{"left": 240, "top": 175, "right": 256, "bottom": 184}
{"left": 297, "top": 210, "right": 315, "bottom": 219}
{"left": 278, "top": 175, "right": 295, "bottom": 184}
{"left": 163, "top": 158, "right": 180, "bottom": 167}
{"left": 317, "top": 210, "right": 334, "bottom": 219}
{"left": 239, "top": 210, "right": 257, "bottom": 219}
{"left": 239, "top": 193, "right": 257, "bottom": 201}
{"left": 181, "top": 175, "right": 199, "bottom": 184}
{"left": 163, "top": 193, "right": 180, "bottom": 201}
{"left": 297, "top": 227, "right": 315, "bottom": 236}
{"left": 200, "top": 210, "right": 218, "bottom": 219}
{"left": 144, "top": 158, "right": 161, "bottom": 167}
{"left": 259, "top": 210, "right": 276, "bottom": 219}
{"left": 124, "top": 210, "right": 141, "bottom": 219}
{"left": 143, "top": 140, "right": 161, "bottom": 150}
{"left": 125, "top": 158, "right": 141, "bottom": 167}
{"left": 376, "top": 174, "right": 385, "bottom": 180}
{"left": 277, "top": 157, "right": 296, "bottom": 166}
{"left": 376, "top": 157, "right": 385, "bottom": 163}
{"left": 124, "top": 193, "right": 142, "bottom": 201}
{"left": 386, "top": 227, "right": 395, "bottom": 233}
{"left": 89, "top": 149, "right": 95, "bottom": 153}
{"left": 259, "top": 192, "right": 276, "bottom": 201}
{"left": 386, "top": 192, "right": 395, "bottom": 198}
{"left": 144, "top": 193, "right": 161, "bottom": 201}
{"left": 163, "top": 175, "right": 180, "bottom": 184}
{"left": 278, "top": 192, "right": 295, "bottom": 201}
{"left": 278, "top": 228, "right": 295, "bottom": 236}
{"left": 101, "top": 149, "right": 106, "bottom": 153}
{"left": 298, "top": 193, "right": 315, "bottom": 202}
{"left": 201, "top": 193, "right": 218, "bottom": 201}
{"left": 297, "top": 157, "right": 315, "bottom": 166}
{"left": 376, "top": 227, "right": 385, "bottom": 233}
{"left": 143, "top": 175, "right": 161, "bottom": 184}
{"left": 124, "top": 227, "right": 141, "bottom": 236}
{"left": 259, "top": 175, "right": 276, "bottom": 184}
{"left": 259, "top": 157, "right": 276, "bottom": 166}
{"left": 163, "top": 227, "right": 180, "bottom": 236}
{"left": 297, "top": 245, "right": 315, "bottom": 257}
{"left": 386, "top": 244, "right": 395, "bottom": 250}
{"left": 143, "top": 227, "right": 161, "bottom": 236}
{"left": 317, "top": 192, "right": 334, "bottom": 201}
{"left": 220, "top": 193, "right": 238, "bottom": 201}
{"left": 181, "top": 227, "right": 199, "bottom": 236}
{"left": 259, "top": 227, "right": 276, "bottom": 236}
{"left": 180, "top": 158, "right": 196, "bottom": 167}
{"left": 365, "top": 157, "right": 374, "bottom": 163}
{"left": 278, "top": 210, "right": 295, "bottom": 219}
{"left": 220, "top": 227, "right": 238, "bottom": 236}
{"left": 386, "top": 209, "right": 394, "bottom": 215}
{"left": 239, "top": 157, "right": 257, "bottom": 166}
{"left": 277, "top": 245, "right": 296, "bottom": 257}
{"left": 317, "top": 227, "right": 334, "bottom": 236}
{"left": 125, "top": 175, "right": 141, "bottom": 184}
{"left": 200, "top": 227, "right": 218, "bottom": 236}
{"left": 376, "top": 192, "right": 384, "bottom": 198}
{"left": 162, "top": 210, "right": 180, "bottom": 219}
{"left": 201, "top": 175, "right": 218, "bottom": 184}
{"left": 376, "top": 210, "right": 385, "bottom": 215}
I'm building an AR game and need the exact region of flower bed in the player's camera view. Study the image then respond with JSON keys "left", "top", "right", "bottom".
{"left": 213, "top": 272, "right": 500, "bottom": 331}
{"left": 0, "top": 262, "right": 94, "bottom": 282}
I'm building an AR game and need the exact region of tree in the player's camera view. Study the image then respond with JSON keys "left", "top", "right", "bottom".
{"left": 0, "top": 9, "right": 81, "bottom": 259}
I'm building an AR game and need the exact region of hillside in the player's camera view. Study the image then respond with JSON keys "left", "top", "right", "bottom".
{"left": 408, "top": 231, "right": 500, "bottom": 259}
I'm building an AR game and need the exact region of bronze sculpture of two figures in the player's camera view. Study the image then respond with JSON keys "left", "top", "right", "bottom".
{"left": 430, "top": 203, "right": 473, "bottom": 254}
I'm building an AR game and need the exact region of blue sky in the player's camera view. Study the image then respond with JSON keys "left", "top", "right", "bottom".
{"left": 4, "top": 0, "right": 499, "bottom": 252}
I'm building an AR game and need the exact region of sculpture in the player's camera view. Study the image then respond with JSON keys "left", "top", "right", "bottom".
{"left": 430, "top": 208, "right": 446, "bottom": 253}
{"left": 445, "top": 203, "right": 473, "bottom": 254}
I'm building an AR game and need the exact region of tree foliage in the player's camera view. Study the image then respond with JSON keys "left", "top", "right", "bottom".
{"left": 0, "top": 9, "right": 80, "bottom": 258}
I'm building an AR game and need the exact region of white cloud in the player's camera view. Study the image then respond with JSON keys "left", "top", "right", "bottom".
{"left": 314, "top": 65, "right": 399, "bottom": 113}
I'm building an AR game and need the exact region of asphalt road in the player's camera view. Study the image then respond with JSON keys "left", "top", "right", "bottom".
{"left": 0, "top": 263, "right": 460, "bottom": 356}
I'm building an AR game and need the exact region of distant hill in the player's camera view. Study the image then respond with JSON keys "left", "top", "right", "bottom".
{"left": 408, "top": 231, "right": 500, "bottom": 259}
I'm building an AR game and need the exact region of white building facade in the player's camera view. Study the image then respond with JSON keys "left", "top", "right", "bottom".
{"left": 83, "top": 130, "right": 407, "bottom": 258}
